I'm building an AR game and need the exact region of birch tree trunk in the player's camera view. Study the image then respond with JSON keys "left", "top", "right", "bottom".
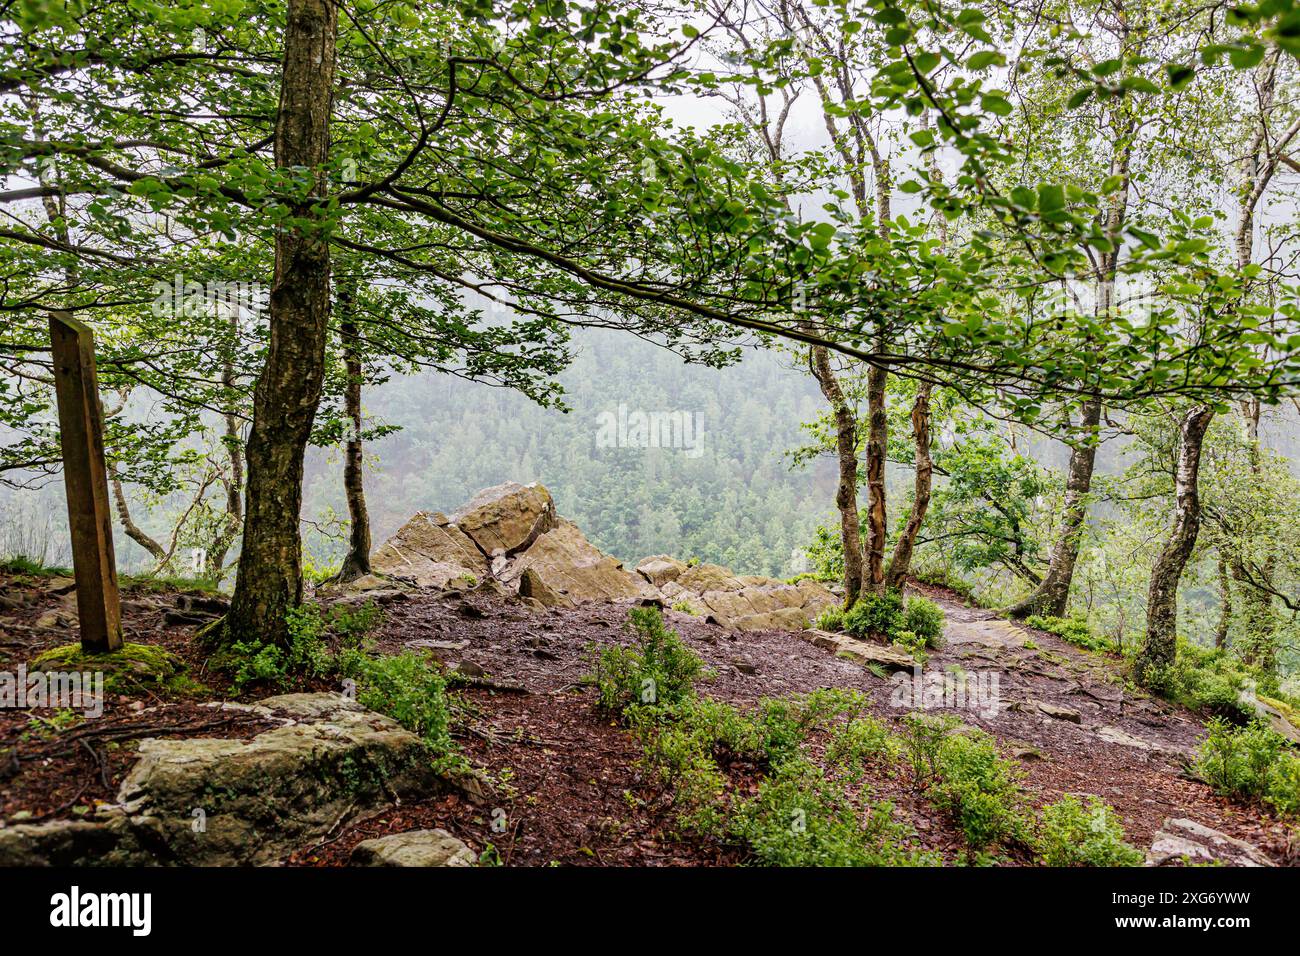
{"left": 224, "top": 0, "right": 337, "bottom": 646}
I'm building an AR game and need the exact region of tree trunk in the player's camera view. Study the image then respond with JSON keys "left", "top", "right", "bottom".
{"left": 885, "top": 381, "right": 932, "bottom": 591}
{"left": 110, "top": 467, "right": 166, "bottom": 563}
{"left": 207, "top": 307, "right": 244, "bottom": 580}
{"left": 336, "top": 277, "right": 371, "bottom": 583}
{"left": 810, "top": 344, "right": 863, "bottom": 607}
{"left": 1215, "top": 550, "right": 1232, "bottom": 650}
{"left": 1005, "top": 398, "right": 1101, "bottom": 619}
{"left": 223, "top": 0, "right": 337, "bottom": 647}
{"left": 1135, "top": 405, "right": 1215, "bottom": 686}
{"left": 863, "top": 363, "right": 888, "bottom": 595}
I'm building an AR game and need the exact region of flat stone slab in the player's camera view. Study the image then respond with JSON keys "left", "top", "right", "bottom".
{"left": 1147, "top": 817, "right": 1274, "bottom": 867}
{"left": 351, "top": 828, "right": 476, "bottom": 867}
{"left": 800, "top": 629, "right": 915, "bottom": 671}
{"left": 945, "top": 618, "right": 1029, "bottom": 649}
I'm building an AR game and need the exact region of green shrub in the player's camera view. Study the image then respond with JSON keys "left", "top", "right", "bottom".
{"left": 843, "top": 590, "right": 904, "bottom": 639}
{"left": 903, "top": 596, "right": 946, "bottom": 648}
{"left": 731, "top": 758, "right": 933, "bottom": 866}
{"left": 592, "top": 607, "right": 708, "bottom": 716}
{"left": 1025, "top": 614, "right": 1110, "bottom": 653}
{"left": 813, "top": 605, "right": 845, "bottom": 632}
{"left": 670, "top": 600, "right": 698, "bottom": 616}
{"left": 1036, "top": 795, "right": 1144, "bottom": 866}
{"left": 891, "top": 629, "right": 929, "bottom": 664}
{"left": 931, "top": 728, "right": 1027, "bottom": 850}
{"left": 826, "top": 715, "right": 902, "bottom": 777}
{"left": 1159, "top": 640, "right": 1271, "bottom": 721}
{"left": 339, "top": 650, "right": 452, "bottom": 752}
{"left": 900, "top": 711, "right": 961, "bottom": 786}
{"left": 223, "top": 601, "right": 383, "bottom": 691}
{"left": 1195, "top": 717, "right": 1299, "bottom": 816}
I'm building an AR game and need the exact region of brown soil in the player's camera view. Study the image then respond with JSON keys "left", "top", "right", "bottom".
{"left": 4, "top": 571, "right": 1298, "bottom": 866}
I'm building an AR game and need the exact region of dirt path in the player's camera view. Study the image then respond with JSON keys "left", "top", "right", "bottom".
{"left": 325, "top": 583, "right": 1296, "bottom": 866}
{"left": 3, "top": 571, "right": 1293, "bottom": 865}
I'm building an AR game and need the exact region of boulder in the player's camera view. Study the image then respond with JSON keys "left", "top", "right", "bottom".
{"left": 1255, "top": 695, "right": 1300, "bottom": 746}
{"left": 111, "top": 693, "right": 442, "bottom": 865}
{"left": 450, "top": 481, "right": 557, "bottom": 557}
{"left": 500, "top": 520, "right": 648, "bottom": 606}
{"left": 518, "top": 565, "right": 572, "bottom": 608}
{"left": 659, "top": 563, "right": 837, "bottom": 632}
{"left": 371, "top": 511, "right": 488, "bottom": 589}
{"left": 676, "top": 563, "right": 744, "bottom": 593}
{"left": 635, "top": 555, "right": 688, "bottom": 588}
{"left": 0, "top": 819, "right": 122, "bottom": 867}
{"left": 350, "top": 828, "right": 476, "bottom": 867}
{"left": 1147, "top": 818, "right": 1274, "bottom": 867}
{"left": 799, "top": 629, "right": 916, "bottom": 671}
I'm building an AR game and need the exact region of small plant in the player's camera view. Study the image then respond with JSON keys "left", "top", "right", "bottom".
{"left": 900, "top": 711, "right": 960, "bottom": 786}
{"left": 843, "top": 590, "right": 904, "bottom": 639}
{"left": 891, "top": 629, "right": 928, "bottom": 664}
{"left": 1036, "top": 795, "right": 1144, "bottom": 866}
{"left": 1025, "top": 614, "right": 1110, "bottom": 654}
{"left": 591, "top": 607, "right": 708, "bottom": 716}
{"left": 813, "top": 604, "right": 844, "bottom": 632}
{"left": 670, "top": 600, "right": 698, "bottom": 616}
{"left": 930, "top": 728, "right": 1027, "bottom": 851}
{"left": 730, "top": 758, "right": 933, "bottom": 866}
{"left": 228, "top": 603, "right": 332, "bottom": 691}
{"left": 339, "top": 650, "right": 452, "bottom": 753}
{"left": 1195, "top": 717, "right": 1299, "bottom": 816}
{"left": 903, "top": 596, "right": 946, "bottom": 648}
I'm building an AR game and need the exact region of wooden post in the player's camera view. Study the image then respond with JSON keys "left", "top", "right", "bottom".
{"left": 49, "top": 311, "right": 123, "bottom": 652}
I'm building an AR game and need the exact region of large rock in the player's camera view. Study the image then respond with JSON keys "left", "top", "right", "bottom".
{"left": 500, "top": 520, "right": 648, "bottom": 607}
{"left": 658, "top": 563, "right": 837, "bottom": 631}
{"left": 0, "top": 694, "right": 444, "bottom": 866}
{"left": 350, "top": 828, "right": 476, "bottom": 867}
{"left": 800, "top": 629, "right": 916, "bottom": 671}
{"left": 371, "top": 511, "right": 489, "bottom": 589}
{"left": 1255, "top": 695, "right": 1300, "bottom": 746}
{"left": 1147, "top": 817, "right": 1274, "bottom": 867}
{"left": 0, "top": 820, "right": 122, "bottom": 867}
{"left": 635, "top": 555, "right": 688, "bottom": 588}
{"left": 451, "top": 481, "right": 557, "bottom": 557}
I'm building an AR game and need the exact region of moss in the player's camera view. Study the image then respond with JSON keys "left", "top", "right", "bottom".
{"left": 120, "top": 573, "right": 221, "bottom": 595}
{"left": 1259, "top": 695, "right": 1300, "bottom": 732}
{"left": 31, "top": 642, "right": 206, "bottom": 697}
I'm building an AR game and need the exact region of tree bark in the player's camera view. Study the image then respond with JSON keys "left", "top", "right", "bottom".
{"left": 1005, "top": 398, "right": 1101, "bottom": 618}
{"left": 336, "top": 276, "right": 371, "bottom": 583}
{"left": 863, "top": 362, "right": 888, "bottom": 595}
{"left": 885, "top": 381, "right": 932, "bottom": 591}
{"left": 1215, "top": 550, "right": 1232, "bottom": 650}
{"left": 223, "top": 0, "right": 337, "bottom": 646}
{"left": 810, "top": 343, "right": 863, "bottom": 607}
{"left": 1135, "top": 405, "right": 1215, "bottom": 686}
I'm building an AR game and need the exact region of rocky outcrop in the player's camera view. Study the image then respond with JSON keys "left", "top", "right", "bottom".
{"left": 451, "top": 481, "right": 557, "bottom": 557}
{"left": 1147, "top": 817, "right": 1275, "bottom": 867}
{"left": 0, "top": 694, "right": 446, "bottom": 866}
{"left": 662, "top": 568, "right": 837, "bottom": 631}
{"left": 1254, "top": 695, "right": 1300, "bottom": 746}
{"left": 800, "top": 629, "right": 916, "bottom": 670}
{"left": 350, "top": 828, "right": 476, "bottom": 867}
{"left": 634, "top": 555, "right": 687, "bottom": 588}
{"left": 500, "top": 520, "right": 650, "bottom": 607}
{"left": 371, "top": 512, "right": 489, "bottom": 589}
{"left": 371, "top": 483, "right": 835, "bottom": 631}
